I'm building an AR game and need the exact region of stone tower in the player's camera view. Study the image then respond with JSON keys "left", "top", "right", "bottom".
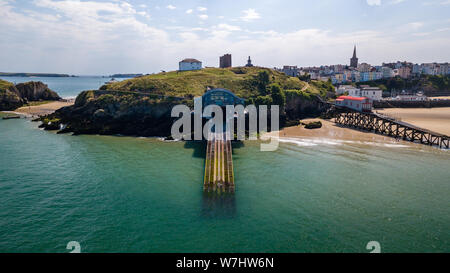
{"left": 245, "top": 56, "right": 254, "bottom": 67}
{"left": 350, "top": 46, "right": 358, "bottom": 68}
{"left": 220, "top": 54, "right": 232, "bottom": 68}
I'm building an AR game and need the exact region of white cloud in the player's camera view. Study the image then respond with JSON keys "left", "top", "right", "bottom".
{"left": 198, "top": 14, "right": 208, "bottom": 20}
{"left": 367, "top": 0, "right": 381, "bottom": 6}
{"left": 186, "top": 9, "right": 193, "bottom": 14}
{"left": 240, "top": 8, "right": 260, "bottom": 22}
{"left": 0, "top": 0, "right": 449, "bottom": 74}
{"left": 405, "top": 22, "right": 424, "bottom": 30}
{"left": 216, "top": 24, "right": 241, "bottom": 32}
{"left": 166, "top": 5, "right": 176, "bottom": 10}
{"left": 197, "top": 7, "right": 207, "bottom": 12}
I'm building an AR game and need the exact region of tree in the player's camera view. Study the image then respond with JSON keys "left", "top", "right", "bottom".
{"left": 268, "top": 83, "right": 286, "bottom": 107}
{"left": 298, "top": 74, "right": 311, "bottom": 82}
{"left": 256, "top": 71, "right": 270, "bottom": 95}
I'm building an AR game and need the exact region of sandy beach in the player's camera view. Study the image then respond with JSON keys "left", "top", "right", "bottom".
{"left": 14, "top": 100, "right": 74, "bottom": 117}
{"left": 277, "top": 118, "right": 397, "bottom": 144}
{"left": 378, "top": 107, "right": 450, "bottom": 136}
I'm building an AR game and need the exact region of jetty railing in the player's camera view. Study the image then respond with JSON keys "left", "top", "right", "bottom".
{"left": 334, "top": 110, "right": 449, "bottom": 149}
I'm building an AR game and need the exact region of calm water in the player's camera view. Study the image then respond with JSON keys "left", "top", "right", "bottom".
{"left": 0, "top": 115, "right": 449, "bottom": 253}
{"left": 0, "top": 76, "right": 130, "bottom": 98}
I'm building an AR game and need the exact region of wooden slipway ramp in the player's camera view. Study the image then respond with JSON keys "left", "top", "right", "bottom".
{"left": 204, "top": 132, "right": 235, "bottom": 193}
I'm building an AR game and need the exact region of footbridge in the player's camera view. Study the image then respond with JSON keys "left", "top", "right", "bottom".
{"left": 334, "top": 109, "right": 449, "bottom": 149}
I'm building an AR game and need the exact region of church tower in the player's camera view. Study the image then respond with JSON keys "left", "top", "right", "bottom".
{"left": 350, "top": 46, "right": 358, "bottom": 68}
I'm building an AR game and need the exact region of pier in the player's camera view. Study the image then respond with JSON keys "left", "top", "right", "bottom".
{"left": 204, "top": 131, "right": 235, "bottom": 193}
{"left": 201, "top": 88, "right": 244, "bottom": 194}
{"left": 334, "top": 110, "right": 450, "bottom": 149}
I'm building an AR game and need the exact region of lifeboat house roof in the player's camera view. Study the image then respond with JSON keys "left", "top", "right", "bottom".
{"left": 202, "top": 88, "right": 245, "bottom": 108}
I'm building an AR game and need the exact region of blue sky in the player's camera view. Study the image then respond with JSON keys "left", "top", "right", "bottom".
{"left": 0, "top": 0, "right": 449, "bottom": 74}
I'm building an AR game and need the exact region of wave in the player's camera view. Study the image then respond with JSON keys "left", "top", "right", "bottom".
{"left": 279, "top": 137, "right": 411, "bottom": 149}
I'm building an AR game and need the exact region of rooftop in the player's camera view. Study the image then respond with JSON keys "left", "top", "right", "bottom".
{"left": 337, "top": 96, "right": 368, "bottom": 101}
{"left": 181, "top": 58, "right": 201, "bottom": 63}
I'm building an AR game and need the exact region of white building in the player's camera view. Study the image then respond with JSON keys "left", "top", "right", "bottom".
{"left": 336, "top": 85, "right": 359, "bottom": 95}
{"left": 280, "top": 66, "right": 300, "bottom": 77}
{"left": 179, "top": 58, "right": 202, "bottom": 71}
{"left": 347, "top": 85, "right": 383, "bottom": 101}
{"left": 360, "top": 86, "right": 383, "bottom": 101}
{"left": 392, "top": 93, "right": 428, "bottom": 101}
{"left": 335, "top": 96, "right": 372, "bottom": 112}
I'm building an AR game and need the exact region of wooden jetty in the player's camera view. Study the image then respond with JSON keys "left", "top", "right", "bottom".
{"left": 204, "top": 132, "right": 235, "bottom": 193}
{"left": 334, "top": 110, "right": 450, "bottom": 149}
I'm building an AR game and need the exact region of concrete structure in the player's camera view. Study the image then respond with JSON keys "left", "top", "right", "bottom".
{"left": 350, "top": 46, "right": 359, "bottom": 68}
{"left": 381, "top": 67, "right": 393, "bottom": 79}
{"left": 347, "top": 86, "right": 382, "bottom": 101}
{"left": 281, "top": 66, "right": 299, "bottom": 77}
{"left": 202, "top": 88, "right": 245, "bottom": 109}
{"left": 246, "top": 56, "right": 254, "bottom": 67}
{"left": 179, "top": 58, "right": 202, "bottom": 71}
{"left": 393, "top": 94, "right": 428, "bottom": 101}
{"left": 360, "top": 86, "right": 383, "bottom": 101}
{"left": 335, "top": 96, "right": 372, "bottom": 112}
{"left": 336, "top": 85, "right": 359, "bottom": 95}
{"left": 202, "top": 88, "right": 245, "bottom": 193}
{"left": 398, "top": 67, "right": 411, "bottom": 79}
{"left": 219, "top": 54, "right": 232, "bottom": 68}
{"left": 358, "top": 63, "right": 371, "bottom": 73}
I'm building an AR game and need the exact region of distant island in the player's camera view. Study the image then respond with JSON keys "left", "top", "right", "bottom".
{"left": 0, "top": 72, "right": 72, "bottom": 77}
{"left": 109, "top": 74, "right": 144, "bottom": 78}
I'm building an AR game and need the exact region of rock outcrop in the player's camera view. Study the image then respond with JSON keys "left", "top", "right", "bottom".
{"left": 15, "top": 81, "right": 61, "bottom": 101}
{"left": 0, "top": 80, "right": 61, "bottom": 111}
{"left": 39, "top": 90, "right": 186, "bottom": 136}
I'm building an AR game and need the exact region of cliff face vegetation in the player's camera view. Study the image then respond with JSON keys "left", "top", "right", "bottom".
{"left": 40, "top": 67, "right": 335, "bottom": 136}
{"left": 0, "top": 80, "right": 61, "bottom": 111}
{"left": 42, "top": 90, "right": 189, "bottom": 136}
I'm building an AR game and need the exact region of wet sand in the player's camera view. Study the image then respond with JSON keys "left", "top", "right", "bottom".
{"left": 378, "top": 107, "right": 450, "bottom": 136}
{"left": 278, "top": 118, "right": 396, "bottom": 144}
{"left": 14, "top": 100, "right": 74, "bottom": 117}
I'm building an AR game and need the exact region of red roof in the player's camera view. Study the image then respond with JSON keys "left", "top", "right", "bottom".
{"left": 337, "top": 96, "right": 368, "bottom": 102}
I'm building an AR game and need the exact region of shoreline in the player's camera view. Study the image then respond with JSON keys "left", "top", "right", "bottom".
{"left": 1, "top": 100, "right": 74, "bottom": 118}
{"left": 278, "top": 118, "right": 399, "bottom": 144}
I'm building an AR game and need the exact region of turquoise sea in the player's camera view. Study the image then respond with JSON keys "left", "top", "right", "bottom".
{"left": 0, "top": 76, "right": 130, "bottom": 99}
{"left": 0, "top": 78, "right": 449, "bottom": 253}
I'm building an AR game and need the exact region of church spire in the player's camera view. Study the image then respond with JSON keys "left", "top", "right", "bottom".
{"left": 350, "top": 45, "right": 359, "bottom": 68}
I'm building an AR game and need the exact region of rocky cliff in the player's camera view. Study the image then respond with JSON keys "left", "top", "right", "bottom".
{"left": 0, "top": 80, "right": 61, "bottom": 111}
{"left": 39, "top": 90, "right": 187, "bottom": 136}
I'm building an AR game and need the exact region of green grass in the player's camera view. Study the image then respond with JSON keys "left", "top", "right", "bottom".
{"left": 102, "top": 67, "right": 309, "bottom": 99}
{"left": 0, "top": 79, "right": 15, "bottom": 93}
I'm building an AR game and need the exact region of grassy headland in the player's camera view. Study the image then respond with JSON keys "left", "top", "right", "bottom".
{"left": 39, "top": 67, "right": 336, "bottom": 136}
{"left": 101, "top": 67, "right": 334, "bottom": 100}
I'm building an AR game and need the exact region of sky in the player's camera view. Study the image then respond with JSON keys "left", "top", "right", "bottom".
{"left": 0, "top": 0, "right": 449, "bottom": 75}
